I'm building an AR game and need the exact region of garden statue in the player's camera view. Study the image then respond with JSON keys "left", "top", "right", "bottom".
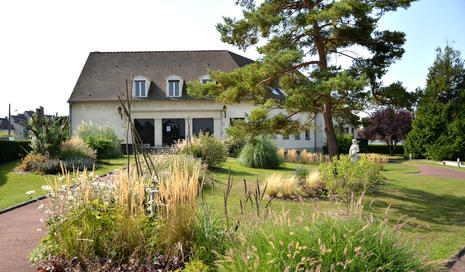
{"left": 349, "top": 139, "right": 360, "bottom": 162}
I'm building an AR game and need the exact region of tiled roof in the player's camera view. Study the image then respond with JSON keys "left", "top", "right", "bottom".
{"left": 68, "top": 50, "right": 255, "bottom": 102}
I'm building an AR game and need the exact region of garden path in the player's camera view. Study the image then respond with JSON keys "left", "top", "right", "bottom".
{"left": 409, "top": 163, "right": 465, "bottom": 180}
{"left": 0, "top": 200, "right": 46, "bottom": 272}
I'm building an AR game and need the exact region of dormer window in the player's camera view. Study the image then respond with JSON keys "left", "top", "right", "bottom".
{"left": 168, "top": 80, "right": 181, "bottom": 97}
{"left": 200, "top": 74, "right": 212, "bottom": 84}
{"left": 135, "top": 80, "right": 146, "bottom": 97}
{"left": 166, "top": 75, "right": 183, "bottom": 97}
{"left": 133, "top": 76, "right": 149, "bottom": 98}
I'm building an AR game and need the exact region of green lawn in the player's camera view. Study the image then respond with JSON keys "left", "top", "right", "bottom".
{"left": 207, "top": 159, "right": 465, "bottom": 264}
{"left": 0, "top": 157, "right": 129, "bottom": 210}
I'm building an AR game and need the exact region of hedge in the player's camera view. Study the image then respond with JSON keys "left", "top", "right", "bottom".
{"left": 0, "top": 140, "right": 31, "bottom": 164}
{"left": 362, "top": 144, "right": 404, "bottom": 155}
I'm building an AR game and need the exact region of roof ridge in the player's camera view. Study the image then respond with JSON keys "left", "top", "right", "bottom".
{"left": 91, "top": 50, "right": 232, "bottom": 54}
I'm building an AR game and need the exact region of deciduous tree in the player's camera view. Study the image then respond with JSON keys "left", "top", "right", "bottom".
{"left": 188, "top": 0, "right": 416, "bottom": 157}
{"left": 359, "top": 108, "right": 413, "bottom": 155}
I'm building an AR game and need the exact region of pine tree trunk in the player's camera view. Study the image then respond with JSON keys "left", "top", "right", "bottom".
{"left": 323, "top": 102, "right": 338, "bottom": 157}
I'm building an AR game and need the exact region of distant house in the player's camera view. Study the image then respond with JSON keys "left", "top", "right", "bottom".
{"left": 0, "top": 117, "right": 14, "bottom": 137}
{"left": 68, "top": 50, "right": 344, "bottom": 152}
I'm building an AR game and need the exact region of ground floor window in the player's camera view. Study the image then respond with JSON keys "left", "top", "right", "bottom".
{"left": 193, "top": 118, "right": 214, "bottom": 136}
{"left": 134, "top": 119, "right": 154, "bottom": 146}
{"left": 162, "top": 118, "right": 185, "bottom": 146}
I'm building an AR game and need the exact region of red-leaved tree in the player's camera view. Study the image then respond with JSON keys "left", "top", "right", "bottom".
{"left": 359, "top": 108, "right": 413, "bottom": 155}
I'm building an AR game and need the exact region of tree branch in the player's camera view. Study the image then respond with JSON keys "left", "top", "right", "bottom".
{"left": 256, "top": 60, "right": 319, "bottom": 87}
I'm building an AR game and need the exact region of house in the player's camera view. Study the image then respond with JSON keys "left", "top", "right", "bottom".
{"left": 0, "top": 117, "right": 14, "bottom": 137}
{"left": 68, "top": 50, "right": 331, "bottom": 152}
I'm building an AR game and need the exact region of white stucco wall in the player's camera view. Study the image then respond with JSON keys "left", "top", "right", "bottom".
{"left": 70, "top": 100, "right": 329, "bottom": 151}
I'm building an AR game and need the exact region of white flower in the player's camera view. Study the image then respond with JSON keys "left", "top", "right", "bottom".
{"left": 36, "top": 228, "right": 42, "bottom": 232}
{"left": 41, "top": 185, "right": 53, "bottom": 192}
{"left": 38, "top": 204, "right": 44, "bottom": 210}
{"left": 26, "top": 190, "right": 36, "bottom": 195}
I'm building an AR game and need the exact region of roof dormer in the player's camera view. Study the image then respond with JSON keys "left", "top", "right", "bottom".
{"left": 166, "top": 75, "right": 183, "bottom": 97}
{"left": 133, "top": 75, "right": 149, "bottom": 98}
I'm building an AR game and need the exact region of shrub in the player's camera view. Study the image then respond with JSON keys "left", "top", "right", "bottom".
{"left": 27, "top": 113, "right": 70, "bottom": 157}
{"left": 319, "top": 155, "right": 383, "bottom": 203}
{"left": 277, "top": 148, "right": 285, "bottom": 161}
{"left": 265, "top": 174, "right": 299, "bottom": 198}
{"left": 177, "top": 132, "right": 227, "bottom": 168}
{"left": 0, "top": 139, "right": 30, "bottom": 164}
{"left": 216, "top": 209, "right": 429, "bottom": 272}
{"left": 19, "top": 153, "right": 61, "bottom": 174}
{"left": 366, "top": 144, "right": 404, "bottom": 155}
{"left": 239, "top": 136, "right": 282, "bottom": 169}
{"left": 286, "top": 149, "right": 299, "bottom": 163}
{"left": 58, "top": 137, "right": 97, "bottom": 161}
{"left": 223, "top": 135, "right": 245, "bottom": 158}
{"left": 304, "top": 169, "right": 326, "bottom": 195}
{"left": 77, "top": 121, "right": 122, "bottom": 159}
{"left": 361, "top": 153, "right": 388, "bottom": 170}
{"left": 31, "top": 168, "right": 154, "bottom": 265}
{"left": 300, "top": 150, "right": 330, "bottom": 165}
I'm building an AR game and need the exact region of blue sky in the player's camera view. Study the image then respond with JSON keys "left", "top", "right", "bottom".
{"left": 0, "top": 0, "right": 464, "bottom": 118}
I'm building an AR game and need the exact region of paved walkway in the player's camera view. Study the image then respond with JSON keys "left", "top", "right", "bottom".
{"left": 409, "top": 163, "right": 465, "bottom": 180}
{"left": 0, "top": 200, "right": 46, "bottom": 272}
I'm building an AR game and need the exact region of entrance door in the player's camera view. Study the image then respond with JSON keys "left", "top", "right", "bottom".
{"left": 134, "top": 119, "right": 154, "bottom": 146}
{"left": 162, "top": 118, "right": 185, "bottom": 146}
{"left": 193, "top": 118, "right": 214, "bottom": 136}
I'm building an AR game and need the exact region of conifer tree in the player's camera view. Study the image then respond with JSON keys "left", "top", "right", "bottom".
{"left": 188, "top": 0, "right": 416, "bottom": 157}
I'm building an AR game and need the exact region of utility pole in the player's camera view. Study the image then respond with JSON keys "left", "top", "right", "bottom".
{"left": 8, "top": 103, "right": 11, "bottom": 139}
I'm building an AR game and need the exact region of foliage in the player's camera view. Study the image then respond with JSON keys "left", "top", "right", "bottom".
{"left": 264, "top": 173, "right": 299, "bottom": 198}
{"left": 238, "top": 136, "right": 282, "bottom": 169}
{"left": 19, "top": 153, "right": 61, "bottom": 174}
{"left": 366, "top": 144, "right": 404, "bottom": 155}
{"left": 183, "top": 260, "right": 209, "bottom": 272}
{"left": 293, "top": 165, "right": 309, "bottom": 181}
{"left": 192, "top": 212, "right": 229, "bottom": 269}
{"left": 300, "top": 150, "right": 330, "bottom": 165}
{"left": 304, "top": 170, "right": 326, "bottom": 195}
{"left": 177, "top": 132, "right": 227, "bottom": 168}
{"left": 359, "top": 108, "right": 413, "bottom": 155}
{"left": 0, "top": 139, "right": 30, "bottom": 164}
{"left": 323, "top": 134, "right": 353, "bottom": 155}
{"left": 319, "top": 155, "right": 383, "bottom": 203}
{"left": 27, "top": 111, "right": 70, "bottom": 157}
{"left": 223, "top": 136, "right": 244, "bottom": 158}
{"left": 188, "top": 0, "right": 416, "bottom": 157}
{"left": 216, "top": 205, "right": 429, "bottom": 272}
{"left": 405, "top": 45, "right": 465, "bottom": 160}
{"left": 286, "top": 149, "right": 299, "bottom": 163}
{"left": 154, "top": 158, "right": 202, "bottom": 259}
{"left": 361, "top": 153, "right": 388, "bottom": 171}
{"left": 31, "top": 166, "right": 157, "bottom": 266}
{"left": 77, "top": 121, "right": 122, "bottom": 159}
{"left": 58, "top": 137, "right": 97, "bottom": 161}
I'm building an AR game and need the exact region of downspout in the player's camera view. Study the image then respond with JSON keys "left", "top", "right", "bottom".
{"left": 69, "top": 102, "right": 72, "bottom": 136}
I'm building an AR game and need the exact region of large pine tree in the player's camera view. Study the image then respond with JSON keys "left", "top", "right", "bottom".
{"left": 188, "top": 0, "right": 416, "bottom": 157}
{"left": 405, "top": 45, "right": 465, "bottom": 160}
